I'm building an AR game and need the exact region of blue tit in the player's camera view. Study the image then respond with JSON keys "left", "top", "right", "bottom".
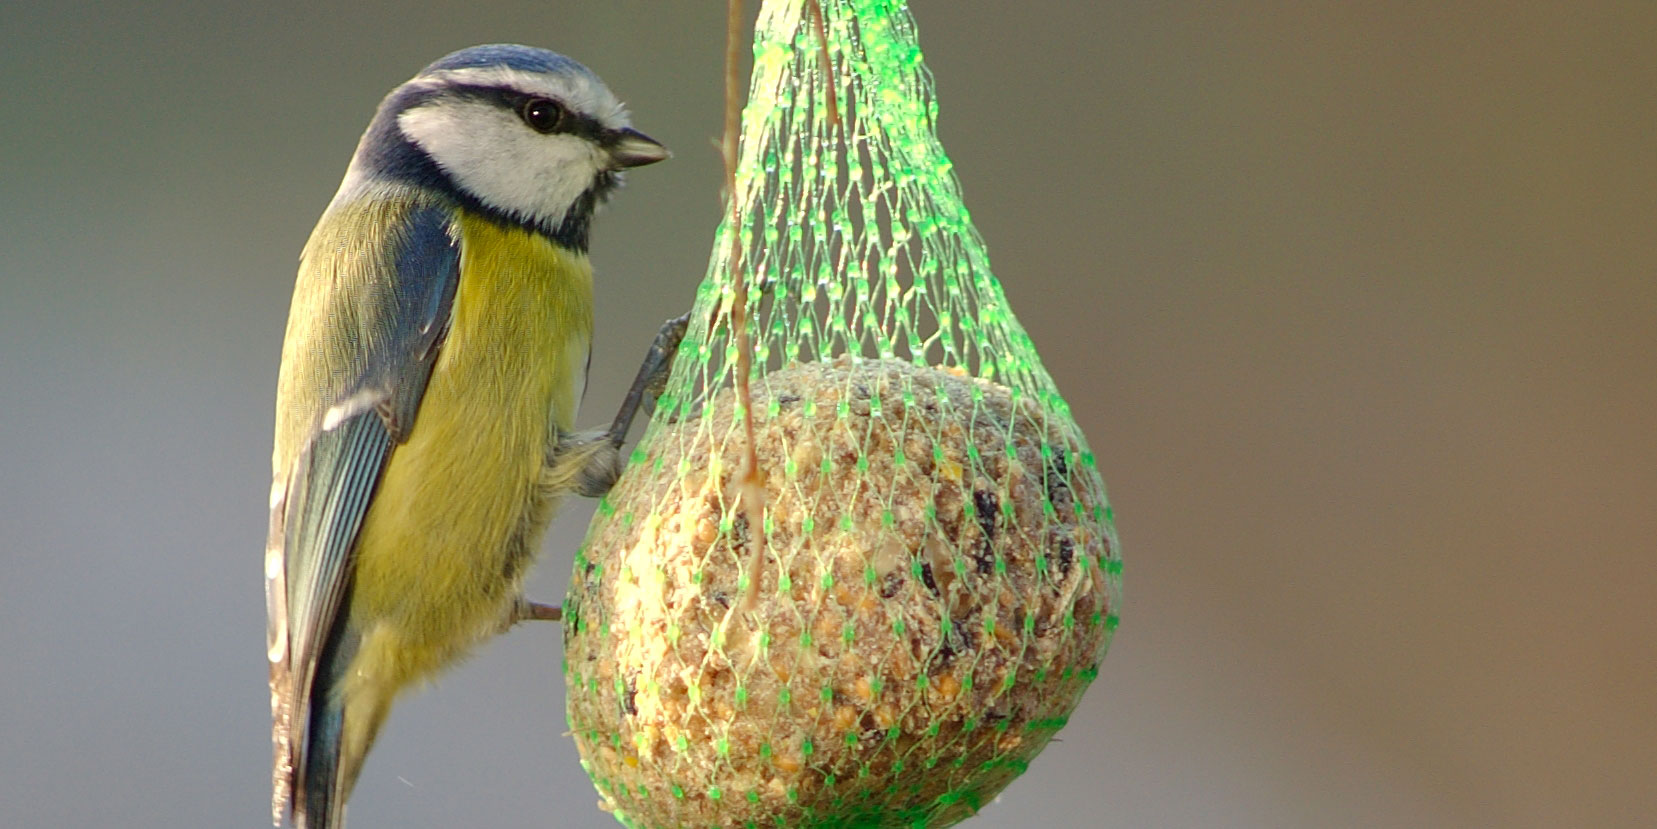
{"left": 265, "top": 44, "right": 672, "bottom": 829}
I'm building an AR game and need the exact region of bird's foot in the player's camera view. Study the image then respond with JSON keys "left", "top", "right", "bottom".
{"left": 504, "top": 597, "right": 562, "bottom": 631}
{"left": 604, "top": 312, "right": 691, "bottom": 447}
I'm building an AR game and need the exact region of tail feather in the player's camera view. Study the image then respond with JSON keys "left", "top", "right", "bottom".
{"left": 295, "top": 700, "right": 348, "bottom": 829}
{"left": 275, "top": 616, "right": 360, "bottom": 829}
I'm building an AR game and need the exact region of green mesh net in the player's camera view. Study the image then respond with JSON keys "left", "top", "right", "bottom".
{"left": 564, "top": 2, "right": 1121, "bottom": 826}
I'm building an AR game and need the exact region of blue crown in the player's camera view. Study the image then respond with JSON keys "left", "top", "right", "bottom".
{"left": 420, "top": 44, "right": 590, "bottom": 80}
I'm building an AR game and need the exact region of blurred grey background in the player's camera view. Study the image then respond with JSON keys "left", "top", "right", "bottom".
{"left": 2, "top": 1, "right": 1653, "bottom": 827}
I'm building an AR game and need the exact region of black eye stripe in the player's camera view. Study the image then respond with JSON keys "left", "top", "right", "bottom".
{"left": 440, "top": 84, "right": 606, "bottom": 141}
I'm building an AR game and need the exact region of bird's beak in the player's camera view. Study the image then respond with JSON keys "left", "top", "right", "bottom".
{"left": 607, "top": 128, "right": 670, "bottom": 169}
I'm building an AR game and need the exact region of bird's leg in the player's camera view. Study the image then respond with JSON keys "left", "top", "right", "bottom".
{"left": 540, "top": 312, "right": 692, "bottom": 499}
{"left": 603, "top": 311, "right": 692, "bottom": 449}
{"left": 510, "top": 312, "right": 691, "bottom": 627}
{"left": 507, "top": 598, "right": 562, "bottom": 624}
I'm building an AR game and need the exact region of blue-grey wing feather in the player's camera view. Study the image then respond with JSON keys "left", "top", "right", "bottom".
{"left": 269, "top": 201, "right": 460, "bottom": 824}
{"left": 372, "top": 207, "right": 462, "bottom": 439}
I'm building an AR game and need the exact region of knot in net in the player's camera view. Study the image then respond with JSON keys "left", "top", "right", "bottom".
{"left": 565, "top": 2, "right": 1121, "bottom": 826}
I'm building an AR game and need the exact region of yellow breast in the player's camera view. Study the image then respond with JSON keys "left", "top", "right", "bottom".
{"left": 347, "top": 214, "right": 593, "bottom": 682}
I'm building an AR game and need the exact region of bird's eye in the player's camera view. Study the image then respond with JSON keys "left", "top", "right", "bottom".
{"left": 520, "top": 98, "right": 567, "bottom": 133}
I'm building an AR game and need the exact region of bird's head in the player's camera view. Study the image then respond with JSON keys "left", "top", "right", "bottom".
{"left": 347, "top": 44, "right": 667, "bottom": 247}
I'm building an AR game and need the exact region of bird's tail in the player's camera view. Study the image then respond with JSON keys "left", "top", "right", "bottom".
{"left": 272, "top": 654, "right": 352, "bottom": 829}
{"left": 293, "top": 699, "right": 348, "bottom": 829}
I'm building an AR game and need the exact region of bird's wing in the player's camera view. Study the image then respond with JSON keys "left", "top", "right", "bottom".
{"left": 266, "top": 199, "right": 460, "bottom": 823}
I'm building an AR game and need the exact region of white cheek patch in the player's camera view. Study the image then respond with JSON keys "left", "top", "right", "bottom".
{"left": 399, "top": 99, "right": 606, "bottom": 229}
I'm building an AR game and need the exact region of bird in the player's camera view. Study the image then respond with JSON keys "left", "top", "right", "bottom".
{"left": 265, "top": 44, "right": 681, "bottom": 828}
